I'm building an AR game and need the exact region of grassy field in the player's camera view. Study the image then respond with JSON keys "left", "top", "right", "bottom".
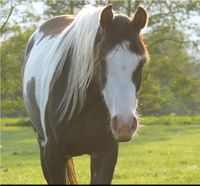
{"left": 1, "top": 116, "right": 200, "bottom": 184}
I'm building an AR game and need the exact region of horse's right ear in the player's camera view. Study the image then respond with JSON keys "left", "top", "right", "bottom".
{"left": 100, "top": 4, "right": 113, "bottom": 28}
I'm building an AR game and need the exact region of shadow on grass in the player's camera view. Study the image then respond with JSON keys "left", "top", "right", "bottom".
{"left": 3, "top": 120, "right": 32, "bottom": 127}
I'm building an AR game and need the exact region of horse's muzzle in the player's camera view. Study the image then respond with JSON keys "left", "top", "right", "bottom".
{"left": 111, "top": 115, "right": 137, "bottom": 142}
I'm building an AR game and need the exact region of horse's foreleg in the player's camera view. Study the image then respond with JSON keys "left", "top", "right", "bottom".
{"left": 43, "top": 137, "right": 67, "bottom": 184}
{"left": 90, "top": 141, "right": 119, "bottom": 184}
{"left": 39, "top": 143, "right": 50, "bottom": 182}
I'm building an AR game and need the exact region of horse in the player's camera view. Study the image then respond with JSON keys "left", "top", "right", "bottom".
{"left": 22, "top": 4, "right": 149, "bottom": 184}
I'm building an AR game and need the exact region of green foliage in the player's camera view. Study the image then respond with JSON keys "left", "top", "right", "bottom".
{"left": 1, "top": 0, "right": 200, "bottom": 116}
{"left": 1, "top": 27, "right": 35, "bottom": 116}
{"left": 44, "top": 0, "right": 87, "bottom": 16}
{"left": 138, "top": 26, "right": 200, "bottom": 115}
{"left": 1, "top": 117, "right": 200, "bottom": 184}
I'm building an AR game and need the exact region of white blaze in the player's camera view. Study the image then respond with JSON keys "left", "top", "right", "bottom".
{"left": 102, "top": 41, "right": 142, "bottom": 119}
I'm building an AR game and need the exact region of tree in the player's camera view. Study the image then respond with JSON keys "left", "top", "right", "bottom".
{"left": 0, "top": 0, "right": 14, "bottom": 33}
{"left": 139, "top": 26, "right": 200, "bottom": 115}
{"left": 44, "top": 0, "right": 87, "bottom": 16}
{"left": 1, "top": 27, "right": 35, "bottom": 116}
{"left": 1, "top": 0, "right": 200, "bottom": 117}
{"left": 1, "top": 0, "right": 40, "bottom": 37}
{"left": 1, "top": 0, "right": 41, "bottom": 116}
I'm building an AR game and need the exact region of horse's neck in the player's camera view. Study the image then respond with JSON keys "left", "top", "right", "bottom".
{"left": 82, "top": 81, "right": 106, "bottom": 115}
{"left": 55, "top": 81, "right": 109, "bottom": 142}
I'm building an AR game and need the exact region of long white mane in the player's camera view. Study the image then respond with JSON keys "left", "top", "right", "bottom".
{"left": 48, "top": 6, "right": 103, "bottom": 122}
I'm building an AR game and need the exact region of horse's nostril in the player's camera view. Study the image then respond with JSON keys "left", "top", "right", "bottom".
{"left": 131, "top": 123, "right": 134, "bottom": 130}
{"left": 132, "top": 117, "right": 138, "bottom": 130}
{"left": 133, "top": 116, "right": 137, "bottom": 124}
{"left": 112, "top": 116, "right": 118, "bottom": 132}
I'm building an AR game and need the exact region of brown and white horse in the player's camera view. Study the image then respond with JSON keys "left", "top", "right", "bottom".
{"left": 23, "top": 4, "right": 148, "bottom": 184}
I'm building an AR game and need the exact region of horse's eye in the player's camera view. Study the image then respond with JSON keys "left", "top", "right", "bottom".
{"left": 132, "top": 62, "right": 144, "bottom": 92}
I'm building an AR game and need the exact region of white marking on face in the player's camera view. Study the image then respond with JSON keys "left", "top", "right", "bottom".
{"left": 102, "top": 41, "right": 143, "bottom": 119}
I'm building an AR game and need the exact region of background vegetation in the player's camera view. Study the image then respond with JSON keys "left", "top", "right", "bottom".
{"left": 1, "top": 0, "right": 200, "bottom": 117}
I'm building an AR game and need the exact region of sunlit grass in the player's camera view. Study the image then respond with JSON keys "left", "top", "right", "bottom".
{"left": 1, "top": 116, "right": 200, "bottom": 184}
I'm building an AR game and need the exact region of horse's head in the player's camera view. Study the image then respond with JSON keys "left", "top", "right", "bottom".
{"left": 95, "top": 5, "right": 148, "bottom": 142}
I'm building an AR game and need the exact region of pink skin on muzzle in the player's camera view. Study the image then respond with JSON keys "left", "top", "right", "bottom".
{"left": 111, "top": 115, "right": 138, "bottom": 142}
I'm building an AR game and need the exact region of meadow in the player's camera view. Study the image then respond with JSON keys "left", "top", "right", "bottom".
{"left": 1, "top": 116, "right": 200, "bottom": 184}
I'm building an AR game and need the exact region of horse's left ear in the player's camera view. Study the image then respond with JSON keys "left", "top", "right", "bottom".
{"left": 131, "top": 6, "right": 148, "bottom": 33}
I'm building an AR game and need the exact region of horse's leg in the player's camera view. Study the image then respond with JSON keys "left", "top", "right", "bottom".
{"left": 39, "top": 143, "right": 50, "bottom": 182}
{"left": 90, "top": 153, "right": 100, "bottom": 183}
{"left": 43, "top": 137, "right": 67, "bottom": 184}
{"left": 90, "top": 141, "right": 119, "bottom": 184}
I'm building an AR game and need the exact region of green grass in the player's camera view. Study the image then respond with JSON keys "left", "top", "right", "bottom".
{"left": 1, "top": 116, "right": 200, "bottom": 184}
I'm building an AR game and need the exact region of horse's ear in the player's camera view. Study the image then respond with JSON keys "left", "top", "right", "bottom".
{"left": 100, "top": 4, "right": 113, "bottom": 28}
{"left": 131, "top": 6, "right": 148, "bottom": 33}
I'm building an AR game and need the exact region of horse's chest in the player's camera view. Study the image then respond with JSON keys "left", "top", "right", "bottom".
{"left": 63, "top": 122, "right": 111, "bottom": 156}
